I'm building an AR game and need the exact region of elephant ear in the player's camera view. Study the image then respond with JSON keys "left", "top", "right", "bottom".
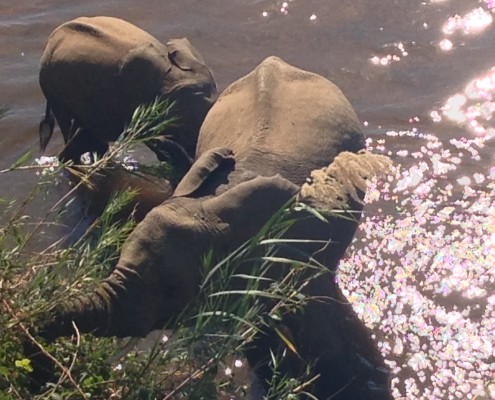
{"left": 167, "top": 38, "right": 206, "bottom": 71}
{"left": 202, "top": 175, "right": 299, "bottom": 231}
{"left": 119, "top": 43, "right": 172, "bottom": 100}
{"left": 174, "top": 147, "right": 235, "bottom": 197}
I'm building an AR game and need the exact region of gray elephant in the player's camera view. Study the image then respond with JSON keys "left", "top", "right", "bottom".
{"left": 29, "top": 57, "right": 391, "bottom": 399}
{"left": 39, "top": 16, "right": 217, "bottom": 165}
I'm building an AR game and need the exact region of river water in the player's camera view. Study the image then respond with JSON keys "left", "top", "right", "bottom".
{"left": 1, "top": 1, "right": 495, "bottom": 399}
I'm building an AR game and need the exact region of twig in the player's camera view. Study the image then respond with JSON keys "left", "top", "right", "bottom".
{"left": 43, "top": 321, "right": 82, "bottom": 395}
{"left": 0, "top": 164, "right": 58, "bottom": 174}
{"left": 65, "top": 322, "right": 82, "bottom": 384}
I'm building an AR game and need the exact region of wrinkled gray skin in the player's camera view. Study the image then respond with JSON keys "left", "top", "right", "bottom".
{"left": 39, "top": 16, "right": 217, "bottom": 164}
{"left": 31, "top": 57, "right": 391, "bottom": 399}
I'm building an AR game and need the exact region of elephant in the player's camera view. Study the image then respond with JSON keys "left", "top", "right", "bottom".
{"left": 38, "top": 16, "right": 217, "bottom": 165}
{"left": 28, "top": 57, "right": 391, "bottom": 399}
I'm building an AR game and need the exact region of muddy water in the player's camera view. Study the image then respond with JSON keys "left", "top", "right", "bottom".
{"left": 1, "top": 1, "right": 495, "bottom": 398}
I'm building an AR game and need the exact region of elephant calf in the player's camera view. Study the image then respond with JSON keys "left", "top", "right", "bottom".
{"left": 29, "top": 57, "right": 391, "bottom": 399}
{"left": 39, "top": 16, "right": 217, "bottom": 164}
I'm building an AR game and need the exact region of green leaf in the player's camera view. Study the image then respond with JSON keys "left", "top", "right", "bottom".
{"left": 209, "top": 289, "right": 289, "bottom": 301}
{"left": 14, "top": 358, "right": 33, "bottom": 373}
{"left": 293, "top": 202, "right": 329, "bottom": 222}
{"left": 0, "top": 365, "right": 10, "bottom": 377}
{"left": 9, "top": 150, "right": 33, "bottom": 171}
{"left": 274, "top": 326, "right": 300, "bottom": 357}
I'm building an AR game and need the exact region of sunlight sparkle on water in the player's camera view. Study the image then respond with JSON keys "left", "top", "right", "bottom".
{"left": 339, "top": 126, "right": 495, "bottom": 398}
{"left": 370, "top": 42, "right": 408, "bottom": 66}
{"left": 442, "top": 94, "right": 467, "bottom": 123}
{"left": 485, "top": 0, "right": 495, "bottom": 10}
{"left": 442, "top": 7, "right": 493, "bottom": 35}
{"left": 279, "top": 1, "right": 290, "bottom": 15}
{"left": 438, "top": 38, "right": 453, "bottom": 51}
{"left": 436, "top": 66, "right": 495, "bottom": 136}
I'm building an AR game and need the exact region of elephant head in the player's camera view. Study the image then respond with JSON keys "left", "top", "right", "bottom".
{"left": 36, "top": 151, "right": 300, "bottom": 340}
{"left": 39, "top": 16, "right": 217, "bottom": 164}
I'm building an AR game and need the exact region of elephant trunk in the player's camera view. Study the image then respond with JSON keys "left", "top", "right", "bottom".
{"left": 26, "top": 264, "right": 162, "bottom": 390}
{"left": 39, "top": 287, "right": 111, "bottom": 342}
{"left": 39, "top": 264, "right": 156, "bottom": 342}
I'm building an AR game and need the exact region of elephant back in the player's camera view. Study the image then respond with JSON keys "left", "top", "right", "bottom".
{"left": 39, "top": 16, "right": 216, "bottom": 151}
{"left": 196, "top": 56, "right": 365, "bottom": 185}
{"left": 41, "top": 16, "right": 164, "bottom": 66}
{"left": 40, "top": 17, "right": 171, "bottom": 142}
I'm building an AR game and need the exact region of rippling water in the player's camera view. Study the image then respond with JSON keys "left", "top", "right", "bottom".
{"left": 1, "top": 1, "right": 495, "bottom": 398}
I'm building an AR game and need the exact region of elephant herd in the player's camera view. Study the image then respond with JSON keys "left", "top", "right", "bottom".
{"left": 27, "top": 16, "right": 393, "bottom": 400}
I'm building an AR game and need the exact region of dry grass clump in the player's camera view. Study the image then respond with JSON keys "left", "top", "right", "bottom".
{"left": 299, "top": 150, "right": 392, "bottom": 212}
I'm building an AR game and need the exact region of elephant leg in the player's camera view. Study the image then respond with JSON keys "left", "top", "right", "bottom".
{"left": 82, "top": 131, "right": 109, "bottom": 161}
{"left": 48, "top": 104, "right": 88, "bottom": 163}
{"left": 49, "top": 103, "right": 73, "bottom": 144}
{"left": 59, "top": 127, "right": 109, "bottom": 164}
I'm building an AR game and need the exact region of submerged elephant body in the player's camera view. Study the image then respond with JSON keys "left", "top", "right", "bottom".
{"left": 33, "top": 57, "right": 391, "bottom": 399}
{"left": 39, "top": 16, "right": 217, "bottom": 162}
